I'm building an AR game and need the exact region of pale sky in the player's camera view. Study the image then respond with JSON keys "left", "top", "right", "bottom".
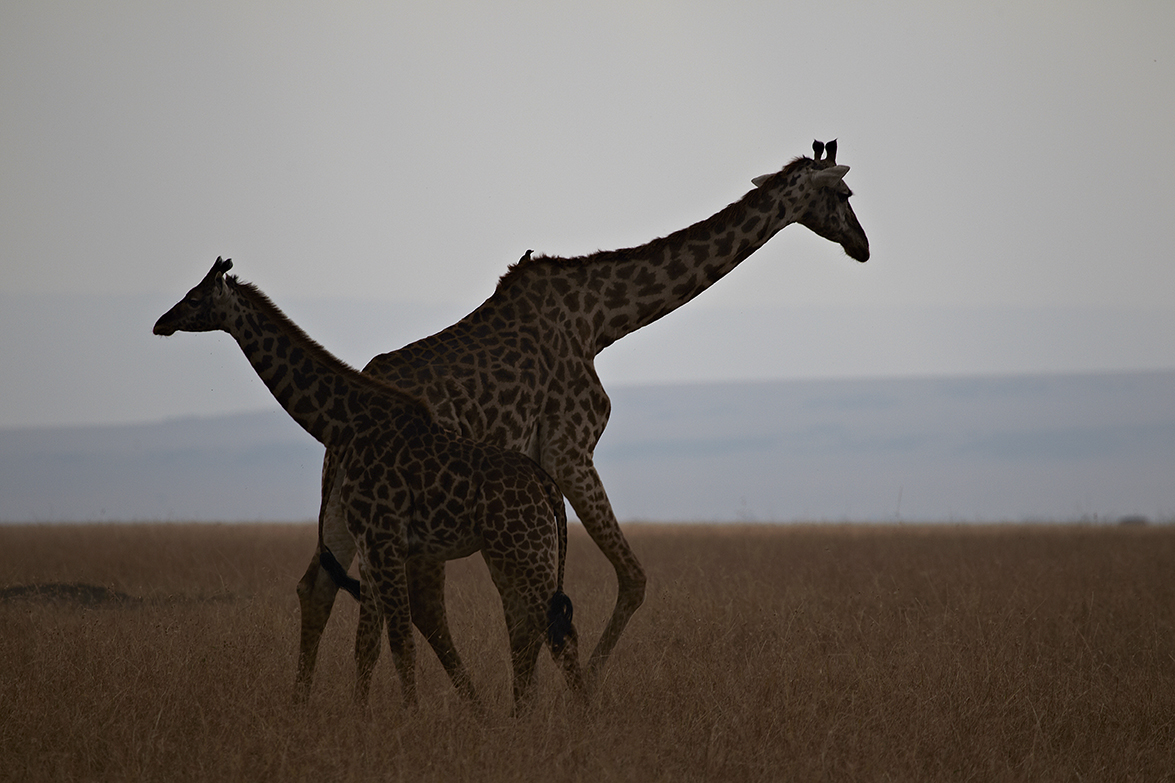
{"left": 2, "top": 1, "right": 1173, "bottom": 428}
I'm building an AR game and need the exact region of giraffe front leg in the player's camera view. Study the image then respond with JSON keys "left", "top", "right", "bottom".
{"left": 551, "top": 455, "right": 646, "bottom": 685}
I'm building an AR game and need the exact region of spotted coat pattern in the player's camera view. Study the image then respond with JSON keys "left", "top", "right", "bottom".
{"left": 298, "top": 143, "right": 869, "bottom": 696}
{"left": 154, "top": 258, "right": 585, "bottom": 709}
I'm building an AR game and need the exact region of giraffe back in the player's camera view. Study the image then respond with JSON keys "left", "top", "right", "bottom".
{"left": 362, "top": 289, "right": 610, "bottom": 465}
{"left": 338, "top": 407, "right": 564, "bottom": 574}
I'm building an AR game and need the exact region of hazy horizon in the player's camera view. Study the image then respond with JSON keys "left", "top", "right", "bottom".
{"left": 5, "top": 371, "right": 1172, "bottom": 524}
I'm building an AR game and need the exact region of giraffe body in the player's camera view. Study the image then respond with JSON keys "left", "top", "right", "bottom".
{"left": 297, "top": 142, "right": 868, "bottom": 696}
{"left": 154, "top": 258, "right": 584, "bottom": 709}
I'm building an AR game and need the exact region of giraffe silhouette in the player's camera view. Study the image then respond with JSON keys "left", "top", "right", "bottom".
{"left": 297, "top": 139, "right": 869, "bottom": 696}
{"left": 155, "top": 258, "right": 585, "bottom": 710}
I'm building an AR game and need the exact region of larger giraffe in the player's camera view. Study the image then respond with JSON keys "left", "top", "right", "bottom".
{"left": 298, "top": 139, "right": 869, "bottom": 695}
{"left": 154, "top": 258, "right": 585, "bottom": 710}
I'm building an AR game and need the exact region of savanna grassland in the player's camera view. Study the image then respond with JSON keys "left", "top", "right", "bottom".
{"left": 2, "top": 522, "right": 1173, "bottom": 782}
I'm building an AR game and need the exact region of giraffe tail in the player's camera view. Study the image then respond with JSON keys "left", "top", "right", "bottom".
{"left": 545, "top": 474, "right": 576, "bottom": 655}
{"left": 547, "top": 591, "right": 575, "bottom": 655}
{"left": 319, "top": 545, "right": 360, "bottom": 602}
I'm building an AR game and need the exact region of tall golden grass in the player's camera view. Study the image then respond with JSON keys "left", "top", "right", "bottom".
{"left": 1, "top": 522, "right": 1173, "bottom": 781}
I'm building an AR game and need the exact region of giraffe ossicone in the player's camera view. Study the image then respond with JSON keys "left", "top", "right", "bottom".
{"left": 155, "top": 259, "right": 586, "bottom": 711}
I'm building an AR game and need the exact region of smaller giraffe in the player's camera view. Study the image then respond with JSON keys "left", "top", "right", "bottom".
{"left": 154, "top": 257, "right": 585, "bottom": 710}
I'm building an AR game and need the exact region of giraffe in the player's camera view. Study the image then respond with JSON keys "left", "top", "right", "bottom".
{"left": 297, "top": 139, "right": 869, "bottom": 696}
{"left": 154, "top": 257, "right": 585, "bottom": 710}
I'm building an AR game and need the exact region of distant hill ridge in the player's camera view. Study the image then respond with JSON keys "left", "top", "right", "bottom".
{"left": 3, "top": 372, "right": 1173, "bottom": 523}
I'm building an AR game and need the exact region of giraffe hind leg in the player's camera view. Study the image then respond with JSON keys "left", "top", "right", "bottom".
{"left": 358, "top": 530, "right": 417, "bottom": 709}
{"left": 553, "top": 457, "right": 646, "bottom": 684}
{"left": 407, "top": 558, "right": 482, "bottom": 711}
{"left": 507, "top": 612, "right": 545, "bottom": 712}
{"left": 353, "top": 559, "right": 383, "bottom": 705}
{"left": 483, "top": 559, "right": 545, "bottom": 713}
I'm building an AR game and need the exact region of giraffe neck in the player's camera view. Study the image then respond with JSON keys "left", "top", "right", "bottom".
{"left": 216, "top": 278, "right": 423, "bottom": 448}
{"left": 498, "top": 158, "right": 813, "bottom": 353}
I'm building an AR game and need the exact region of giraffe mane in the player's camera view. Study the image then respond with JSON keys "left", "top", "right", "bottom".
{"left": 496, "top": 156, "right": 814, "bottom": 290}
{"left": 229, "top": 276, "right": 434, "bottom": 417}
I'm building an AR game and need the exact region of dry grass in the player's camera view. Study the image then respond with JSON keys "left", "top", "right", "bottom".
{"left": 1, "top": 522, "right": 1173, "bottom": 782}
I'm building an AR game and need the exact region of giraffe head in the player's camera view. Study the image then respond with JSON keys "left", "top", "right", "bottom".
{"left": 153, "top": 257, "right": 234, "bottom": 336}
{"left": 752, "top": 139, "right": 869, "bottom": 263}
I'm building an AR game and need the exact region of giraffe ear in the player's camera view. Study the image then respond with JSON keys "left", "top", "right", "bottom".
{"left": 751, "top": 174, "right": 772, "bottom": 188}
{"left": 812, "top": 165, "right": 849, "bottom": 187}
